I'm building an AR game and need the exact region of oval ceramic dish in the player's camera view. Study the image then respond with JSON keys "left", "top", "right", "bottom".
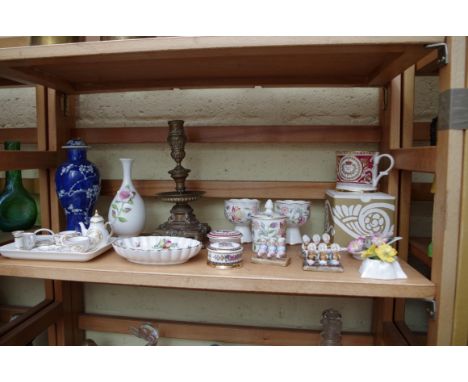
{"left": 112, "top": 236, "right": 202, "bottom": 265}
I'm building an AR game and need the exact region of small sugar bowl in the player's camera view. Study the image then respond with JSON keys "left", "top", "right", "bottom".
{"left": 207, "top": 241, "right": 243, "bottom": 269}
{"left": 207, "top": 230, "right": 242, "bottom": 245}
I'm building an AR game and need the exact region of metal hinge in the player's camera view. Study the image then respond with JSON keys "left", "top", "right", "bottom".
{"left": 425, "top": 42, "right": 449, "bottom": 67}
{"left": 424, "top": 298, "right": 437, "bottom": 319}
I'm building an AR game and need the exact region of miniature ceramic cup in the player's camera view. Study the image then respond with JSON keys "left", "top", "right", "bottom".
{"left": 21, "top": 233, "right": 37, "bottom": 250}
{"left": 224, "top": 199, "right": 259, "bottom": 243}
{"left": 336, "top": 151, "right": 395, "bottom": 191}
{"left": 274, "top": 200, "right": 310, "bottom": 245}
{"left": 11, "top": 230, "right": 25, "bottom": 249}
{"left": 60, "top": 236, "right": 95, "bottom": 253}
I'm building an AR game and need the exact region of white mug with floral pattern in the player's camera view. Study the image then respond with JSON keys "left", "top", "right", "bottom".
{"left": 108, "top": 158, "right": 145, "bottom": 237}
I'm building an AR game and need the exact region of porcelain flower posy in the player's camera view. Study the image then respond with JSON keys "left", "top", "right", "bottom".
{"left": 361, "top": 243, "right": 398, "bottom": 263}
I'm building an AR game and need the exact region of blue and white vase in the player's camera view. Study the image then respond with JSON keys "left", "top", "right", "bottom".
{"left": 55, "top": 138, "right": 101, "bottom": 231}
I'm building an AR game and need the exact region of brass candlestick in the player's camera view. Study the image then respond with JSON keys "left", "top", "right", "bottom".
{"left": 154, "top": 120, "right": 210, "bottom": 241}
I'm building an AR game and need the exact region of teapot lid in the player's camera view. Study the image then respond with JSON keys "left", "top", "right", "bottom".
{"left": 252, "top": 199, "right": 285, "bottom": 220}
{"left": 90, "top": 210, "right": 104, "bottom": 223}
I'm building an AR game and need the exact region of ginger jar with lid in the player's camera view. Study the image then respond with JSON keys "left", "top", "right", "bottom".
{"left": 251, "top": 199, "right": 287, "bottom": 252}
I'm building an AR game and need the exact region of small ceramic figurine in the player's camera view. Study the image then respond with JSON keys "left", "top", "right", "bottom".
{"left": 330, "top": 251, "right": 341, "bottom": 265}
{"left": 322, "top": 233, "right": 330, "bottom": 245}
{"left": 257, "top": 238, "right": 268, "bottom": 258}
{"left": 319, "top": 250, "right": 328, "bottom": 265}
{"left": 267, "top": 238, "right": 277, "bottom": 258}
{"left": 312, "top": 234, "right": 321, "bottom": 245}
{"left": 302, "top": 232, "right": 344, "bottom": 272}
{"left": 276, "top": 238, "right": 286, "bottom": 259}
{"left": 302, "top": 234, "right": 311, "bottom": 257}
{"left": 251, "top": 235, "right": 290, "bottom": 267}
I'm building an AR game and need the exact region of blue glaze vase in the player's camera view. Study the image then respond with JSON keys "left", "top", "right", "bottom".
{"left": 55, "top": 138, "right": 101, "bottom": 231}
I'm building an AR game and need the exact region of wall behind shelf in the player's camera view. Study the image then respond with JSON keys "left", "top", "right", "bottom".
{"left": 0, "top": 78, "right": 438, "bottom": 345}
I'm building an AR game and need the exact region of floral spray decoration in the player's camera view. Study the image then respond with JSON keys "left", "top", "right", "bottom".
{"left": 348, "top": 233, "right": 398, "bottom": 263}
{"left": 111, "top": 185, "right": 136, "bottom": 223}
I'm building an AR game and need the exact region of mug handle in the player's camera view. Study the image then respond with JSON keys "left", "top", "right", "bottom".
{"left": 33, "top": 228, "right": 55, "bottom": 236}
{"left": 373, "top": 153, "right": 395, "bottom": 187}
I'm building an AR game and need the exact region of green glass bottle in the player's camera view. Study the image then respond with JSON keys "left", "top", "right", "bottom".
{"left": 0, "top": 141, "right": 38, "bottom": 232}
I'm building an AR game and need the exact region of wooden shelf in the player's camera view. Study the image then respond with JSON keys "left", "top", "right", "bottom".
{"left": 390, "top": 146, "right": 437, "bottom": 173}
{"left": 0, "top": 36, "right": 443, "bottom": 93}
{"left": 0, "top": 246, "right": 435, "bottom": 299}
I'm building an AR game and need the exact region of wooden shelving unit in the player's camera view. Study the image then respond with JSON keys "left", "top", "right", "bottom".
{"left": 0, "top": 36, "right": 467, "bottom": 346}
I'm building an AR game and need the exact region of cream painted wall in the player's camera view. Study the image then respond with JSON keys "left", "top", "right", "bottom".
{"left": 0, "top": 77, "right": 438, "bottom": 344}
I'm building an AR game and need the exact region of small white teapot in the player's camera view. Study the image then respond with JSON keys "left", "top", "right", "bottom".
{"left": 79, "top": 210, "right": 113, "bottom": 247}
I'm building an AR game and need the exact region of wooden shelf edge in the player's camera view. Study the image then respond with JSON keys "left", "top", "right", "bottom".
{"left": 0, "top": 177, "right": 434, "bottom": 202}
{"left": 0, "top": 151, "right": 57, "bottom": 171}
{"left": 101, "top": 179, "right": 334, "bottom": 199}
{"left": 0, "top": 247, "right": 435, "bottom": 299}
{"left": 0, "top": 123, "right": 436, "bottom": 145}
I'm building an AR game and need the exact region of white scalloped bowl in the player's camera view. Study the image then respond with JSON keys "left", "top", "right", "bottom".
{"left": 112, "top": 236, "right": 202, "bottom": 265}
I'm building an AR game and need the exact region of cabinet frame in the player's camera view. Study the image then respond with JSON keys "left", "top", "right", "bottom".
{"left": 0, "top": 36, "right": 466, "bottom": 345}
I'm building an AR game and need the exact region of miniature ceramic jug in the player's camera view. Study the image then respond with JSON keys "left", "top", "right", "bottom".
{"left": 79, "top": 210, "right": 113, "bottom": 247}
{"left": 251, "top": 199, "right": 286, "bottom": 252}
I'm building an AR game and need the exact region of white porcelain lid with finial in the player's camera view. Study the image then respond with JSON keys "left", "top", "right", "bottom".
{"left": 90, "top": 210, "right": 104, "bottom": 224}
{"left": 252, "top": 199, "right": 286, "bottom": 221}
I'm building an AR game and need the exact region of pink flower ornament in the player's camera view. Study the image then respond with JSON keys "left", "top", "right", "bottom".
{"left": 348, "top": 238, "right": 365, "bottom": 253}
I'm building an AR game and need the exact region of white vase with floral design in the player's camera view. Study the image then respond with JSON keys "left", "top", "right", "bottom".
{"left": 108, "top": 158, "right": 145, "bottom": 237}
{"left": 274, "top": 200, "right": 310, "bottom": 245}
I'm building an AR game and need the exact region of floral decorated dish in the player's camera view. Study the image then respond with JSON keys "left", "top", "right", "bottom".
{"left": 112, "top": 236, "right": 202, "bottom": 265}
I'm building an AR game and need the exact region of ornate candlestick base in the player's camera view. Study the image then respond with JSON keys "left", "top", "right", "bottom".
{"left": 154, "top": 120, "right": 210, "bottom": 242}
{"left": 154, "top": 192, "right": 211, "bottom": 242}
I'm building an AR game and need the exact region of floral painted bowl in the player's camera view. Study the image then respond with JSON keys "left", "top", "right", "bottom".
{"left": 274, "top": 200, "right": 310, "bottom": 245}
{"left": 224, "top": 199, "right": 259, "bottom": 243}
{"left": 112, "top": 236, "right": 202, "bottom": 265}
